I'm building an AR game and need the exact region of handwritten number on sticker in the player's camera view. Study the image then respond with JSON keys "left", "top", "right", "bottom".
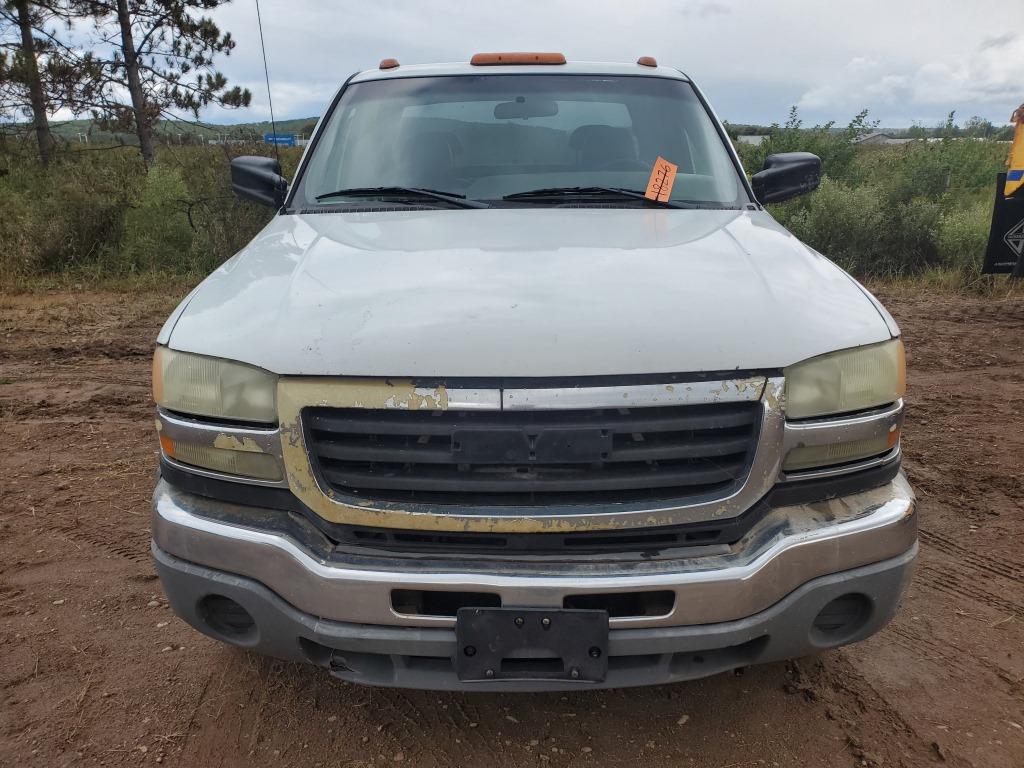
{"left": 645, "top": 156, "right": 679, "bottom": 202}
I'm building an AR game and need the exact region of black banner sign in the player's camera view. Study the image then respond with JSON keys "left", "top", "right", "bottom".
{"left": 983, "top": 173, "right": 1024, "bottom": 275}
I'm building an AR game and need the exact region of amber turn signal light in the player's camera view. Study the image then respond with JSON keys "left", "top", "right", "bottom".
{"left": 470, "top": 52, "right": 566, "bottom": 66}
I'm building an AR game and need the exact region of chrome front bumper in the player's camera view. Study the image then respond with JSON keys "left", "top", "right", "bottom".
{"left": 151, "top": 473, "right": 917, "bottom": 630}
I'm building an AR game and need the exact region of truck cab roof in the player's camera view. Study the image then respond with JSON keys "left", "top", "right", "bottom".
{"left": 350, "top": 59, "right": 691, "bottom": 84}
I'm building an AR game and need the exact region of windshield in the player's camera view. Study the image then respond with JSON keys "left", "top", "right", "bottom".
{"left": 292, "top": 74, "right": 748, "bottom": 209}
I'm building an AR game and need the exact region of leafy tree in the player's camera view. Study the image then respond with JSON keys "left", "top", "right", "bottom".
{"left": 993, "top": 124, "right": 1014, "bottom": 142}
{"left": 739, "top": 106, "right": 878, "bottom": 181}
{"left": 905, "top": 123, "right": 928, "bottom": 140}
{"left": 963, "top": 115, "right": 994, "bottom": 138}
{"left": 937, "top": 111, "right": 960, "bottom": 139}
{"left": 73, "top": 0, "right": 251, "bottom": 163}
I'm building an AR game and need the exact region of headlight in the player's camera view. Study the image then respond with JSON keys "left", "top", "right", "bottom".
{"left": 153, "top": 346, "right": 277, "bottom": 423}
{"left": 784, "top": 339, "right": 905, "bottom": 420}
{"left": 782, "top": 339, "right": 905, "bottom": 473}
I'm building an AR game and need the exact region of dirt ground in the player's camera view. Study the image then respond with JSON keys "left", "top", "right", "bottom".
{"left": 1, "top": 286, "right": 1022, "bottom": 768}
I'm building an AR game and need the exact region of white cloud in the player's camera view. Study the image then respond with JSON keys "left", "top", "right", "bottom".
{"left": 914, "top": 33, "right": 1023, "bottom": 106}
{"left": 199, "top": 0, "right": 1024, "bottom": 126}
{"left": 798, "top": 58, "right": 912, "bottom": 109}
{"left": 800, "top": 33, "right": 1024, "bottom": 119}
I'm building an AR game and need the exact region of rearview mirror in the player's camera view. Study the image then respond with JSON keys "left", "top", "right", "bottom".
{"left": 751, "top": 152, "right": 821, "bottom": 204}
{"left": 231, "top": 156, "right": 288, "bottom": 208}
{"left": 494, "top": 97, "right": 559, "bottom": 120}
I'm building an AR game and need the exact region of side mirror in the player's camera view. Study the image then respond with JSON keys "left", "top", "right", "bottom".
{"left": 231, "top": 156, "right": 288, "bottom": 208}
{"left": 751, "top": 152, "right": 821, "bottom": 204}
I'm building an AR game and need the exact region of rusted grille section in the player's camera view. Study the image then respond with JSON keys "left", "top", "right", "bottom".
{"left": 303, "top": 402, "right": 761, "bottom": 506}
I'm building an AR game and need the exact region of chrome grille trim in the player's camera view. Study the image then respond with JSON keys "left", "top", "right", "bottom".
{"left": 502, "top": 377, "right": 766, "bottom": 410}
{"left": 276, "top": 377, "right": 788, "bottom": 532}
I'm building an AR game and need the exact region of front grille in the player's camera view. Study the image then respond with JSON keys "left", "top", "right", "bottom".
{"left": 304, "top": 401, "right": 761, "bottom": 506}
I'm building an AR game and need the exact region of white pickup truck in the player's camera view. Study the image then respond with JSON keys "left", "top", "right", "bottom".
{"left": 151, "top": 54, "right": 916, "bottom": 691}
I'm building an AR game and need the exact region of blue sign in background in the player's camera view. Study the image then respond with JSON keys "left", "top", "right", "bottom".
{"left": 264, "top": 133, "right": 296, "bottom": 146}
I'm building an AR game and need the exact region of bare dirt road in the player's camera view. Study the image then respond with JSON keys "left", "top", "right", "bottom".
{"left": 1, "top": 287, "right": 1022, "bottom": 768}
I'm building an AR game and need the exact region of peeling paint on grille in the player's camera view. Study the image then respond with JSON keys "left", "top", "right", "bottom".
{"left": 274, "top": 376, "right": 789, "bottom": 534}
{"left": 212, "top": 434, "right": 265, "bottom": 453}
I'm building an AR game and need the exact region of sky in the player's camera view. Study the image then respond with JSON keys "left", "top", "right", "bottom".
{"left": 200, "top": 0, "right": 1024, "bottom": 128}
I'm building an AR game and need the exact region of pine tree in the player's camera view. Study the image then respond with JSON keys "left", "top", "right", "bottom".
{"left": 0, "top": 0, "right": 61, "bottom": 164}
{"left": 75, "top": 0, "right": 250, "bottom": 163}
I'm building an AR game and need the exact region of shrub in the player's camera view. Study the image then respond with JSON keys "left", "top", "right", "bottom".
{"left": 0, "top": 141, "right": 301, "bottom": 283}
{"left": 745, "top": 108, "right": 1005, "bottom": 280}
{"left": 859, "top": 140, "right": 1006, "bottom": 204}
{"left": 116, "top": 165, "right": 194, "bottom": 274}
{"left": 780, "top": 178, "right": 945, "bottom": 276}
{"left": 169, "top": 142, "right": 290, "bottom": 274}
{"left": 0, "top": 148, "right": 143, "bottom": 277}
{"left": 0, "top": 122, "right": 1009, "bottom": 288}
{"left": 736, "top": 107, "right": 876, "bottom": 181}
{"left": 936, "top": 200, "right": 992, "bottom": 275}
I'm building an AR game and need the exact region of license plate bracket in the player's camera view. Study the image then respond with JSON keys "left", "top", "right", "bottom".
{"left": 455, "top": 607, "right": 609, "bottom": 682}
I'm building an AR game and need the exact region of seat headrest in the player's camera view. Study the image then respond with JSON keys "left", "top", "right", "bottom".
{"left": 569, "top": 125, "right": 636, "bottom": 165}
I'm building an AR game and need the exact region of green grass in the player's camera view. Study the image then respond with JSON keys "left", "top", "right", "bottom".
{"left": 0, "top": 141, "right": 302, "bottom": 286}
{"left": 736, "top": 133, "right": 1008, "bottom": 285}
{"left": 0, "top": 131, "right": 1017, "bottom": 293}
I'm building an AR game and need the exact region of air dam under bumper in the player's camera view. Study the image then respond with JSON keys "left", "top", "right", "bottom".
{"left": 151, "top": 474, "right": 917, "bottom": 690}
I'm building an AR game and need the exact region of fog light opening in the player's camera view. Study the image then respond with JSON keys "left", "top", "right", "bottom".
{"left": 198, "top": 594, "right": 257, "bottom": 643}
{"left": 810, "top": 593, "right": 872, "bottom": 646}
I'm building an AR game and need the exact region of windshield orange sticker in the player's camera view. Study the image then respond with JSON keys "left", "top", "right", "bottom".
{"left": 645, "top": 156, "right": 678, "bottom": 202}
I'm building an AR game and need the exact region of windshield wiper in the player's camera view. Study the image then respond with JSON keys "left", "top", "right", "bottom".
{"left": 315, "top": 186, "right": 490, "bottom": 209}
{"left": 502, "top": 186, "right": 695, "bottom": 209}
{"left": 497, "top": 187, "right": 724, "bottom": 210}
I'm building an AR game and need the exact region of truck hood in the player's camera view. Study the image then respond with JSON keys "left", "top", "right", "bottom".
{"left": 162, "top": 209, "right": 892, "bottom": 377}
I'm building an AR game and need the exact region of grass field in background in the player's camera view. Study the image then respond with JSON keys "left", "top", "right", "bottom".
{"left": 0, "top": 142, "right": 301, "bottom": 287}
{"left": 0, "top": 129, "right": 1014, "bottom": 293}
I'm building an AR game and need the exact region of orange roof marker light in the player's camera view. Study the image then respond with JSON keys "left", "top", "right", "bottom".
{"left": 637, "top": 56, "right": 658, "bottom": 67}
{"left": 379, "top": 58, "right": 400, "bottom": 70}
{"left": 470, "top": 52, "right": 567, "bottom": 66}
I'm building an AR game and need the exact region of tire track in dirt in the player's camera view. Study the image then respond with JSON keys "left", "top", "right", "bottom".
{"left": 887, "top": 624, "right": 977, "bottom": 679}
{"left": 916, "top": 564, "right": 1024, "bottom": 618}
{"left": 919, "top": 529, "right": 1024, "bottom": 584}
{"left": 785, "top": 656, "right": 943, "bottom": 768}
{"left": 887, "top": 622, "right": 1024, "bottom": 698}
{"left": 54, "top": 522, "right": 152, "bottom": 567}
